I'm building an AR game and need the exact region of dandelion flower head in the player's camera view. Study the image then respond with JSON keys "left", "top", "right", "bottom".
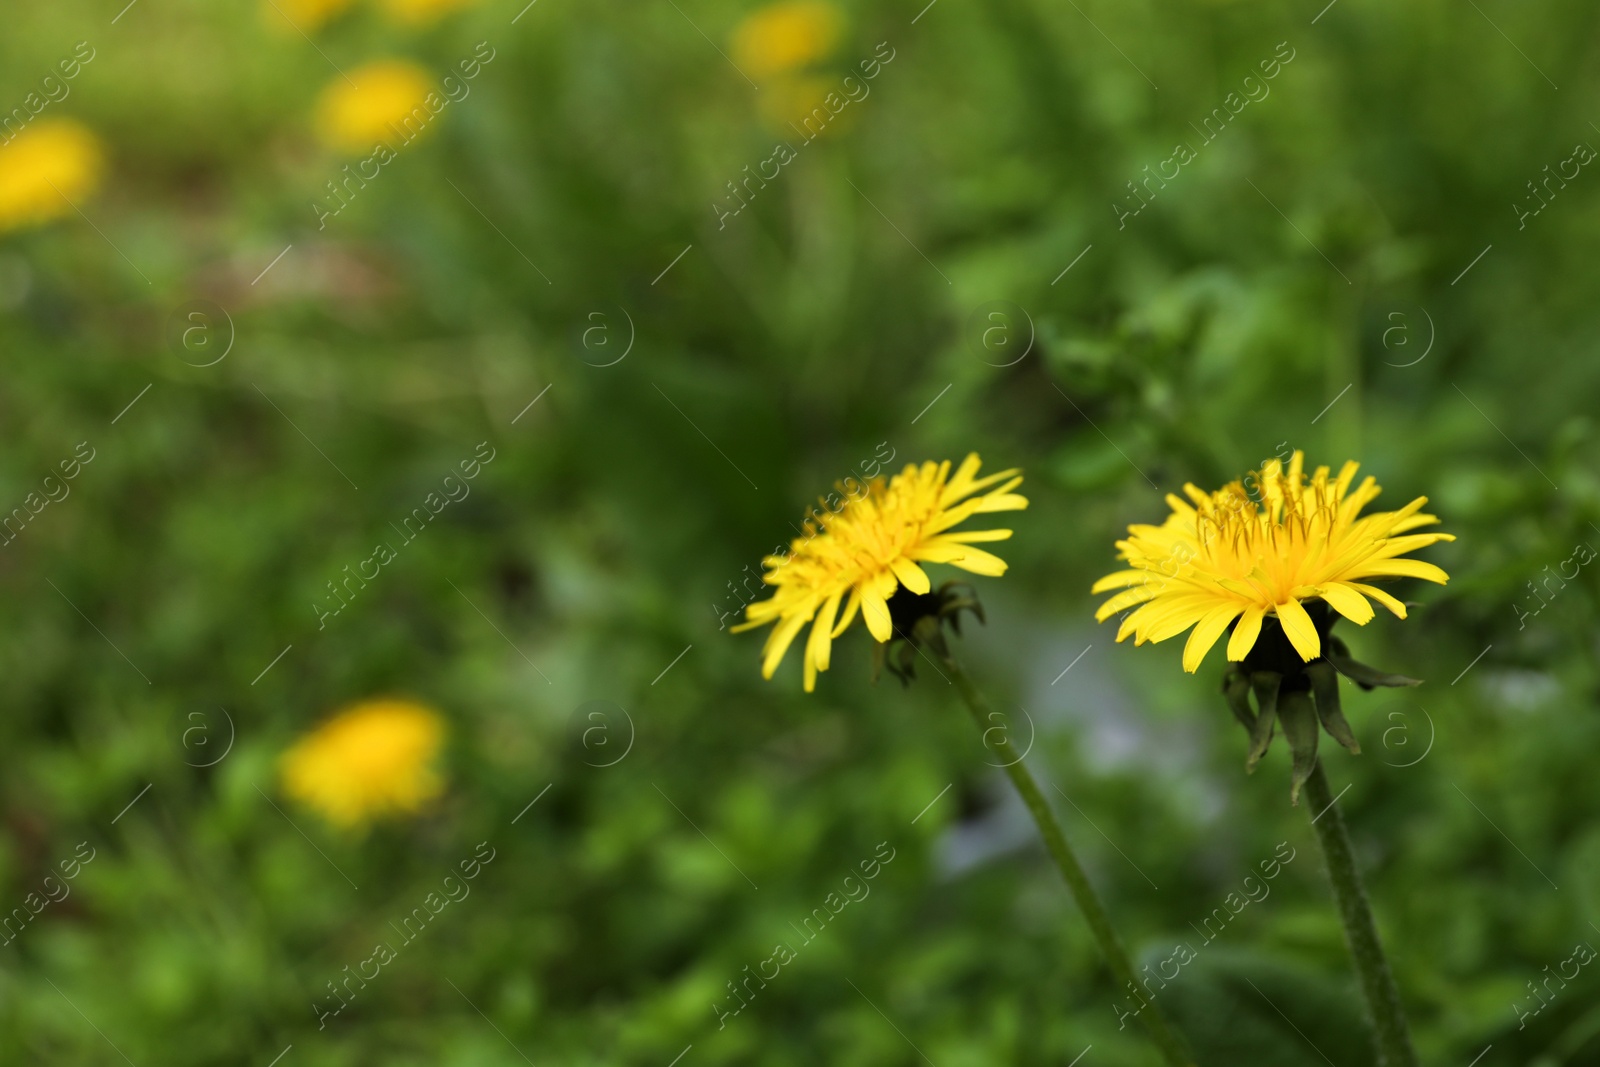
{"left": 1093, "top": 451, "right": 1452, "bottom": 673}
{"left": 280, "top": 698, "right": 446, "bottom": 829}
{"left": 731, "top": 1, "right": 844, "bottom": 80}
{"left": 737, "top": 454, "right": 1027, "bottom": 691}
{"left": 0, "top": 120, "right": 104, "bottom": 235}
{"left": 314, "top": 60, "right": 436, "bottom": 154}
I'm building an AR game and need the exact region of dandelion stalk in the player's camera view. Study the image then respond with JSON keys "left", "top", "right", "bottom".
{"left": 943, "top": 652, "right": 1194, "bottom": 1067}
{"left": 1302, "top": 760, "right": 1419, "bottom": 1067}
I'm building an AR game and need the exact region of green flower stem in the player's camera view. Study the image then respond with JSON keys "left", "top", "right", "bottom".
{"left": 1302, "top": 759, "right": 1419, "bottom": 1067}
{"left": 943, "top": 655, "right": 1194, "bottom": 1067}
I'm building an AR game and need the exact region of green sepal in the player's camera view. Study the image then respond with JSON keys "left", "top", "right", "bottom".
{"left": 939, "top": 583, "right": 986, "bottom": 635}
{"left": 1307, "top": 660, "right": 1361, "bottom": 754}
{"left": 1327, "top": 637, "right": 1422, "bottom": 689}
{"left": 880, "top": 636, "right": 922, "bottom": 687}
{"left": 1223, "top": 667, "right": 1257, "bottom": 732}
{"left": 1246, "top": 671, "right": 1282, "bottom": 773}
{"left": 1278, "top": 688, "right": 1320, "bottom": 805}
{"left": 874, "top": 582, "right": 978, "bottom": 687}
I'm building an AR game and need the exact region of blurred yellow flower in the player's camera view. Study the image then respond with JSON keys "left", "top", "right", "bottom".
{"left": 731, "top": 1, "right": 843, "bottom": 80}
{"left": 377, "top": 0, "right": 480, "bottom": 25}
{"left": 314, "top": 60, "right": 436, "bottom": 154}
{"left": 280, "top": 699, "right": 446, "bottom": 829}
{"left": 0, "top": 119, "right": 103, "bottom": 235}
{"left": 264, "top": 0, "right": 356, "bottom": 34}
{"left": 736, "top": 455, "right": 1027, "bottom": 690}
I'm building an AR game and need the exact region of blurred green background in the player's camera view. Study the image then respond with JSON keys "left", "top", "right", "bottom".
{"left": 1, "top": 0, "right": 1597, "bottom": 1063}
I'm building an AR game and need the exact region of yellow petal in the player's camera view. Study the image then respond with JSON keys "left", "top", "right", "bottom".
{"left": 1390, "top": 513, "right": 1444, "bottom": 534}
{"left": 806, "top": 590, "right": 844, "bottom": 673}
{"left": 1274, "top": 598, "right": 1322, "bottom": 662}
{"left": 1348, "top": 558, "right": 1450, "bottom": 584}
{"left": 1092, "top": 569, "right": 1149, "bottom": 594}
{"left": 1333, "top": 460, "right": 1360, "bottom": 499}
{"left": 1227, "top": 606, "right": 1265, "bottom": 661}
{"left": 831, "top": 589, "right": 862, "bottom": 636}
{"left": 1349, "top": 582, "right": 1407, "bottom": 619}
{"left": 908, "top": 540, "right": 968, "bottom": 563}
{"left": 1164, "top": 492, "right": 1197, "bottom": 517}
{"left": 952, "top": 467, "right": 1022, "bottom": 501}
{"left": 761, "top": 613, "right": 809, "bottom": 679}
{"left": 1094, "top": 582, "right": 1163, "bottom": 621}
{"left": 1369, "top": 533, "right": 1455, "bottom": 558}
{"left": 861, "top": 588, "right": 893, "bottom": 642}
{"left": 1183, "top": 604, "right": 1243, "bottom": 673}
{"left": 889, "top": 556, "right": 931, "bottom": 595}
{"left": 973, "top": 492, "right": 1028, "bottom": 513}
{"left": 1116, "top": 599, "right": 1169, "bottom": 642}
{"left": 937, "top": 454, "right": 985, "bottom": 506}
{"left": 1139, "top": 598, "right": 1217, "bottom": 644}
{"left": 941, "top": 546, "right": 1009, "bottom": 577}
{"left": 941, "top": 528, "right": 1013, "bottom": 543}
{"left": 1217, "top": 577, "right": 1263, "bottom": 598}
{"left": 946, "top": 452, "right": 982, "bottom": 485}
{"left": 1318, "top": 582, "right": 1375, "bottom": 625}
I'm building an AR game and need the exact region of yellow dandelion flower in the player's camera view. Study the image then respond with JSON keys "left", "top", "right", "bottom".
{"left": 264, "top": 0, "right": 356, "bottom": 34}
{"left": 736, "top": 454, "right": 1027, "bottom": 691}
{"left": 377, "top": 0, "right": 480, "bottom": 26}
{"left": 0, "top": 120, "right": 104, "bottom": 235}
{"left": 314, "top": 60, "right": 436, "bottom": 154}
{"left": 279, "top": 698, "right": 446, "bottom": 828}
{"left": 1093, "top": 451, "right": 1454, "bottom": 673}
{"left": 731, "top": 1, "right": 843, "bottom": 80}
